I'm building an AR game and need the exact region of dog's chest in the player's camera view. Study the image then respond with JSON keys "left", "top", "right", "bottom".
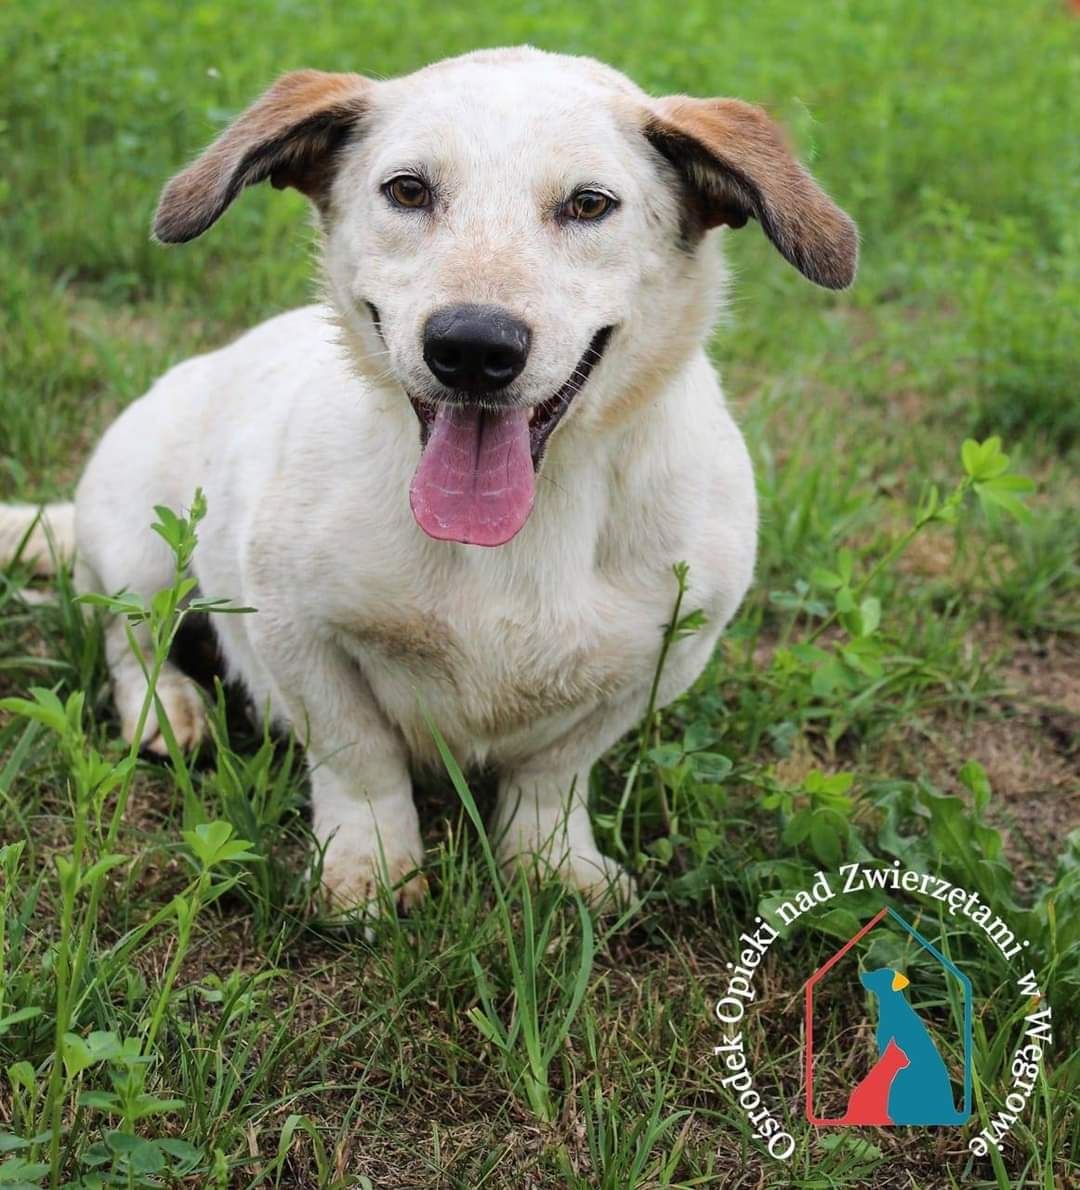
{"left": 335, "top": 571, "right": 666, "bottom": 757}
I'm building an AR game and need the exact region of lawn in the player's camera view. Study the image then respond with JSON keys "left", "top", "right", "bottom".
{"left": 1, "top": 1, "right": 1077, "bottom": 1186}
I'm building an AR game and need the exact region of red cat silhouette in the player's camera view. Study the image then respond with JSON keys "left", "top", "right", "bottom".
{"left": 839, "top": 1039, "right": 910, "bottom": 1125}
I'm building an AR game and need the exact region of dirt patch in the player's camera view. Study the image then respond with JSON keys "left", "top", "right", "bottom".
{"left": 898, "top": 528, "right": 960, "bottom": 579}
{"left": 1001, "top": 634, "right": 1080, "bottom": 716}
{"left": 912, "top": 636, "right": 1079, "bottom": 891}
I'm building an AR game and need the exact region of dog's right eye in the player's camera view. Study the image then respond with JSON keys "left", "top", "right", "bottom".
{"left": 384, "top": 175, "right": 433, "bottom": 210}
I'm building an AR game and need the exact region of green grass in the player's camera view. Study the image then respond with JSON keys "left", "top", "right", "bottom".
{"left": 1, "top": 0, "right": 1078, "bottom": 1185}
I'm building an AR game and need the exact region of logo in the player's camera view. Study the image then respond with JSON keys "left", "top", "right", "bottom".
{"left": 805, "top": 907, "right": 972, "bottom": 1127}
{"left": 711, "top": 862, "right": 1053, "bottom": 1172}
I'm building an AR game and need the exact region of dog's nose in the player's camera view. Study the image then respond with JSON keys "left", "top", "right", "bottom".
{"left": 422, "top": 305, "right": 531, "bottom": 393}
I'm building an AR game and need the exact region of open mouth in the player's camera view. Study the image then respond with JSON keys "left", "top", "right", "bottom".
{"left": 408, "top": 325, "right": 613, "bottom": 465}
{"left": 407, "top": 326, "right": 614, "bottom": 547}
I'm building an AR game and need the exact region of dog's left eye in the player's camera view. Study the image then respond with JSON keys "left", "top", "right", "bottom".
{"left": 384, "top": 175, "right": 433, "bottom": 210}
{"left": 562, "top": 189, "right": 617, "bottom": 222}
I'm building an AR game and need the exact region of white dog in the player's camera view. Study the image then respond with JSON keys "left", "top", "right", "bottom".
{"left": 0, "top": 47, "right": 855, "bottom": 911}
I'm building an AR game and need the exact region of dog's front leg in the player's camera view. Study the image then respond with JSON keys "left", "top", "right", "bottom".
{"left": 309, "top": 737, "right": 425, "bottom": 915}
{"left": 494, "top": 630, "right": 721, "bottom": 909}
{"left": 494, "top": 760, "right": 635, "bottom": 908}
{"left": 256, "top": 628, "right": 424, "bottom": 914}
{"left": 494, "top": 687, "right": 664, "bottom": 908}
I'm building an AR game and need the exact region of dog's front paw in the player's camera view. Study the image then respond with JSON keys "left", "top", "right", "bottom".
{"left": 117, "top": 668, "right": 207, "bottom": 756}
{"left": 560, "top": 848, "right": 638, "bottom": 910}
{"left": 318, "top": 830, "right": 427, "bottom": 917}
{"left": 499, "top": 838, "right": 637, "bottom": 911}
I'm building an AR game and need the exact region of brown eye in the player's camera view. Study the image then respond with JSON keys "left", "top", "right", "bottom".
{"left": 565, "top": 189, "right": 616, "bottom": 221}
{"left": 385, "top": 175, "right": 432, "bottom": 210}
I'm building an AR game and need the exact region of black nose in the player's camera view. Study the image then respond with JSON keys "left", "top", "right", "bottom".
{"left": 422, "top": 305, "right": 531, "bottom": 393}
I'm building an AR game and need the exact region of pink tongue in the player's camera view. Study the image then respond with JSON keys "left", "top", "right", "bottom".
{"left": 409, "top": 404, "right": 535, "bottom": 546}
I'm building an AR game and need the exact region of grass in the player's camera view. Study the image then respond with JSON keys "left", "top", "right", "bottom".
{"left": 1, "top": 0, "right": 1078, "bottom": 1185}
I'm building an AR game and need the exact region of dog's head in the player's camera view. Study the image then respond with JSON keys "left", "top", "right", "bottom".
{"left": 156, "top": 48, "right": 856, "bottom": 546}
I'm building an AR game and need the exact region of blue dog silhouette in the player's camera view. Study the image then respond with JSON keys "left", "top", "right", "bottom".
{"left": 860, "top": 967, "right": 966, "bottom": 1125}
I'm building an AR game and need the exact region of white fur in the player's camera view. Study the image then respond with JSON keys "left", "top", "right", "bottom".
{"left": 3, "top": 49, "right": 760, "bottom": 911}
{"left": 0, "top": 502, "right": 74, "bottom": 577}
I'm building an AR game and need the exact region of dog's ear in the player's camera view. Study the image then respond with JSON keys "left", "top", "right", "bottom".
{"left": 154, "top": 70, "right": 373, "bottom": 243}
{"left": 644, "top": 96, "right": 858, "bottom": 289}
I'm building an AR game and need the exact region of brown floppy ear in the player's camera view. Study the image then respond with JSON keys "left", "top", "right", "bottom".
{"left": 644, "top": 96, "right": 858, "bottom": 290}
{"left": 153, "top": 70, "right": 373, "bottom": 244}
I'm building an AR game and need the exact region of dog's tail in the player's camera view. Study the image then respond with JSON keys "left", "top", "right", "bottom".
{"left": 0, "top": 502, "right": 76, "bottom": 577}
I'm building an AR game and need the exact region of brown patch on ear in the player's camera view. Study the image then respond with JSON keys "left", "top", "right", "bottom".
{"left": 153, "top": 70, "right": 372, "bottom": 243}
{"left": 644, "top": 97, "right": 858, "bottom": 289}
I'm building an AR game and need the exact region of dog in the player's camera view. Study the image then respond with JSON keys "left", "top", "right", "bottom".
{"left": 0, "top": 47, "right": 856, "bottom": 913}
{"left": 860, "top": 968, "right": 967, "bottom": 1125}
